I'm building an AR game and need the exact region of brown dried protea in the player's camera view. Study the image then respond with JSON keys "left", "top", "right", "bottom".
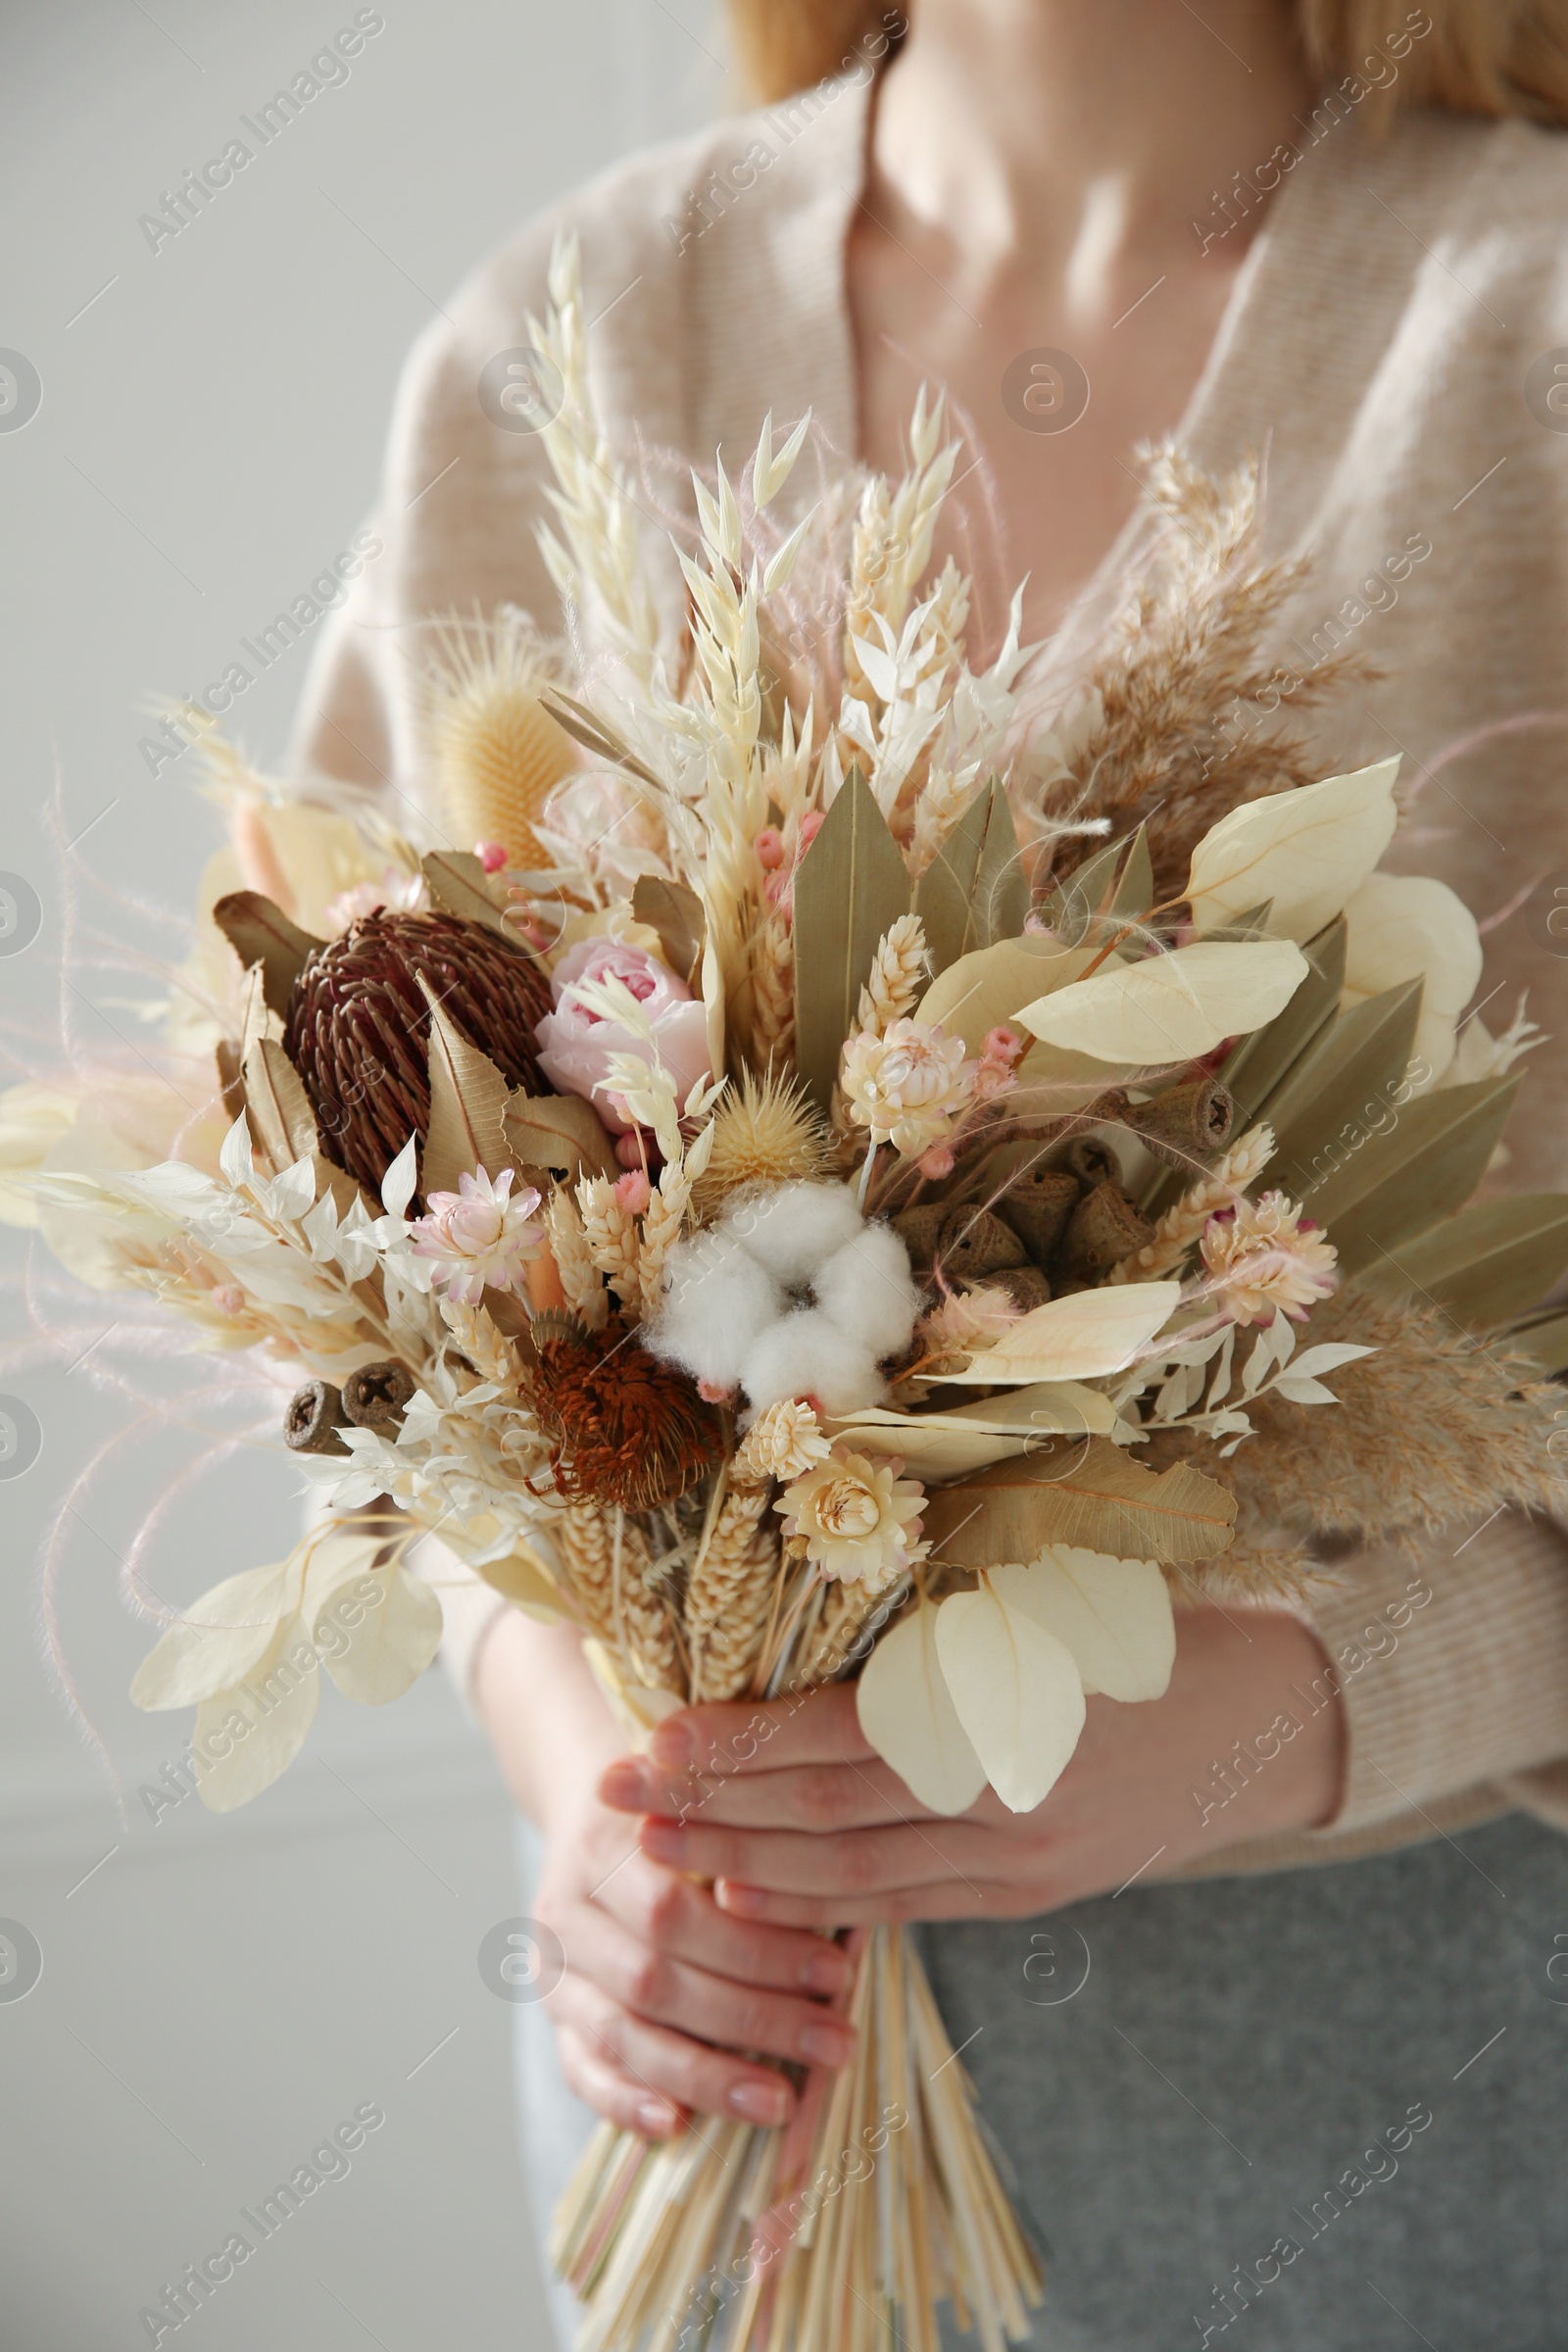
{"left": 528, "top": 1318, "right": 724, "bottom": 1512}
{"left": 283, "top": 909, "right": 550, "bottom": 1193}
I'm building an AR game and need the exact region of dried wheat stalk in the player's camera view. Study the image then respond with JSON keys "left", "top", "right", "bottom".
{"left": 1110, "top": 1123, "right": 1276, "bottom": 1283}
{"left": 856, "top": 912, "right": 928, "bottom": 1038}
{"left": 751, "top": 900, "right": 796, "bottom": 1069}
{"left": 637, "top": 1158, "right": 692, "bottom": 1305}
{"left": 557, "top": 1501, "right": 682, "bottom": 1690}
{"left": 545, "top": 1186, "right": 609, "bottom": 1330}
{"left": 437, "top": 1295, "right": 525, "bottom": 1385}
{"left": 576, "top": 1176, "right": 643, "bottom": 1319}
{"left": 684, "top": 1485, "right": 780, "bottom": 1701}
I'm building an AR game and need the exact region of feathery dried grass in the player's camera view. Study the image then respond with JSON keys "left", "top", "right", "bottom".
{"left": 1043, "top": 447, "right": 1375, "bottom": 899}
{"left": 1152, "top": 1287, "right": 1565, "bottom": 1551}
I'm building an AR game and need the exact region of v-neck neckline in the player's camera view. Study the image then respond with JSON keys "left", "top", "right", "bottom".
{"left": 810, "top": 69, "right": 1351, "bottom": 669}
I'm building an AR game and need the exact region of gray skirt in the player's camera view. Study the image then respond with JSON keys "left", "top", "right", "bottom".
{"left": 514, "top": 1815, "right": 1568, "bottom": 2351}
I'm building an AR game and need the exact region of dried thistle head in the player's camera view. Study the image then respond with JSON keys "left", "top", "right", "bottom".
{"left": 692, "top": 1066, "right": 834, "bottom": 1219}
{"left": 528, "top": 1322, "right": 724, "bottom": 1511}
{"left": 422, "top": 612, "right": 579, "bottom": 866}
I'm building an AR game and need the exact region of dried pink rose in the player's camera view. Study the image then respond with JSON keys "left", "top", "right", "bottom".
{"left": 534, "top": 939, "right": 712, "bottom": 1136}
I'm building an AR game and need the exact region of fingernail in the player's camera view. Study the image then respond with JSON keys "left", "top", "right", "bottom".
{"left": 636, "top": 2099, "right": 677, "bottom": 2138}
{"left": 599, "top": 1762, "right": 646, "bottom": 1808}
{"left": 651, "top": 1719, "right": 693, "bottom": 1769}
{"left": 799, "top": 2022, "right": 855, "bottom": 2069}
{"left": 728, "top": 2080, "right": 790, "bottom": 2128}
{"left": 715, "top": 1880, "right": 763, "bottom": 1916}
{"left": 802, "top": 1950, "right": 851, "bottom": 1997}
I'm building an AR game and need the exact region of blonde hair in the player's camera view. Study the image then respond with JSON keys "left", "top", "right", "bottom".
{"left": 725, "top": 1, "right": 1568, "bottom": 127}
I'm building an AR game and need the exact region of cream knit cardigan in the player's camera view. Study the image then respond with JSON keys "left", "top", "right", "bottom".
{"left": 296, "top": 74, "right": 1568, "bottom": 1873}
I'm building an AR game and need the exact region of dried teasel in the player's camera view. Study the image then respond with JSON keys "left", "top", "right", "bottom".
{"left": 528, "top": 1321, "right": 725, "bottom": 1511}
{"left": 691, "top": 1065, "right": 835, "bottom": 1220}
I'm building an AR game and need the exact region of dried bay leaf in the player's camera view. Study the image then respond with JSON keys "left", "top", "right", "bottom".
{"left": 791, "top": 766, "right": 909, "bottom": 1109}
{"left": 502, "top": 1091, "right": 618, "bottom": 1184}
{"left": 242, "top": 1038, "right": 318, "bottom": 1172}
{"left": 922, "top": 1435, "right": 1237, "bottom": 1566}
{"left": 213, "top": 892, "right": 325, "bottom": 1017}
{"left": 416, "top": 977, "right": 514, "bottom": 1195}
{"left": 632, "top": 875, "right": 706, "bottom": 988}
{"left": 421, "top": 850, "right": 513, "bottom": 939}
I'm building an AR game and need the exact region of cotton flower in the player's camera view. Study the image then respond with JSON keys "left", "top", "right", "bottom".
{"left": 535, "top": 939, "right": 712, "bottom": 1136}
{"left": 646, "top": 1179, "right": 921, "bottom": 1417}
{"left": 840, "top": 1018, "right": 978, "bottom": 1157}
{"left": 1200, "top": 1191, "right": 1337, "bottom": 1326}
{"left": 411, "top": 1165, "right": 543, "bottom": 1303}
{"left": 778, "top": 1445, "right": 926, "bottom": 1588}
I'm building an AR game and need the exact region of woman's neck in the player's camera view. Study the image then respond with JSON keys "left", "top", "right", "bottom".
{"left": 873, "top": 0, "right": 1316, "bottom": 302}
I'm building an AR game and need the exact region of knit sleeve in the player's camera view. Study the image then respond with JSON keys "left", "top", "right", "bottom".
{"left": 410, "top": 1540, "right": 513, "bottom": 1718}
{"left": 1178, "top": 1507, "right": 1568, "bottom": 1879}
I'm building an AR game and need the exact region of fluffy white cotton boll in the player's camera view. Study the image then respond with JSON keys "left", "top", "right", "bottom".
{"left": 730, "top": 1181, "right": 864, "bottom": 1287}
{"left": 649, "top": 1228, "right": 778, "bottom": 1390}
{"left": 816, "top": 1224, "right": 920, "bottom": 1359}
{"left": 741, "top": 1311, "right": 885, "bottom": 1416}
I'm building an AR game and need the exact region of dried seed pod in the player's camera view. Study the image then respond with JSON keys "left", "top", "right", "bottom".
{"left": 937, "top": 1205, "right": 1028, "bottom": 1282}
{"left": 342, "top": 1359, "right": 416, "bottom": 1431}
{"left": 1061, "top": 1137, "right": 1119, "bottom": 1190}
{"left": 284, "top": 1379, "right": 349, "bottom": 1455}
{"left": 992, "top": 1264, "right": 1054, "bottom": 1314}
{"left": 994, "top": 1167, "right": 1081, "bottom": 1265}
{"left": 1123, "top": 1077, "right": 1236, "bottom": 1166}
{"left": 1058, "top": 1182, "right": 1154, "bottom": 1283}
{"left": 892, "top": 1202, "right": 950, "bottom": 1273}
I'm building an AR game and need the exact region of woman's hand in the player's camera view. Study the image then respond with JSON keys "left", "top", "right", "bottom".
{"left": 474, "top": 1610, "right": 858, "bottom": 2140}
{"left": 599, "top": 1606, "right": 1345, "bottom": 1933}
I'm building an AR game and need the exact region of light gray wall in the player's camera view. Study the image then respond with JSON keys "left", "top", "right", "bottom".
{"left": 0, "top": 6, "right": 721, "bottom": 2345}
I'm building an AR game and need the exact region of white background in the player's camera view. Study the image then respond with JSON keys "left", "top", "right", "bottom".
{"left": 0, "top": 6, "right": 721, "bottom": 2344}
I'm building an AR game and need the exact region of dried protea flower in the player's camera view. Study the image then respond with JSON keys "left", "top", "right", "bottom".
{"left": 424, "top": 612, "right": 579, "bottom": 866}
{"left": 529, "top": 1321, "right": 724, "bottom": 1511}
{"left": 283, "top": 908, "right": 550, "bottom": 1193}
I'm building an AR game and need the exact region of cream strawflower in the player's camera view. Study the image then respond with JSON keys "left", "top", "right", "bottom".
{"left": 733, "top": 1398, "right": 832, "bottom": 1487}
{"left": 1199, "top": 1191, "right": 1337, "bottom": 1326}
{"left": 411, "top": 1165, "right": 543, "bottom": 1303}
{"left": 777, "top": 1444, "right": 926, "bottom": 1588}
{"left": 840, "top": 1018, "right": 978, "bottom": 1157}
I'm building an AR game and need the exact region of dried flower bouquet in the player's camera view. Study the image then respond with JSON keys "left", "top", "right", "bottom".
{"left": 13, "top": 236, "right": 1568, "bottom": 2352}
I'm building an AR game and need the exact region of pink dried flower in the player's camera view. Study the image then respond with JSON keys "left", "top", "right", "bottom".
{"left": 755, "top": 826, "right": 786, "bottom": 870}
{"left": 411, "top": 1165, "right": 543, "bottom": 1303}
{"left": 1200, "top": 1192, "right": 1338, "bottom": 1326}
{"left": 476, "top": 841, "right": 509, "bottom": 874}
{"left": 918, "top": 1144, "right": 956, "bottom": 1179}
{"left": 534, "top": 938, "right": 712, "bottom": 1136}
{"left": 982, "top": 1026, "right": 1024, "bottom": 1067}
{"left": 797, "top": 809, "right": 826, "bottom": 853}
{"left": 613, "top": 1168, "right": 653, "bottom": 1215}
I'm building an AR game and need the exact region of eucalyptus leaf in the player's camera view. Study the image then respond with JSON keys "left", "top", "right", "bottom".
{"left": 921, "top": 1435, "right": 1237, "bottom": 1567}
{"left": 791, "top": 766, "right": 909, "bottom": 1109}
{"left": 1045, "top": 826, "right": 1151, "bottom": 947}
{"left": 917, "top": 935, "right": 1092, "bottom": 1055}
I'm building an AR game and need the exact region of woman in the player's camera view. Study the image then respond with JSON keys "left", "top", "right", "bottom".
{"left": 298, "top": 3, "right": 1568, "bottom": 2342}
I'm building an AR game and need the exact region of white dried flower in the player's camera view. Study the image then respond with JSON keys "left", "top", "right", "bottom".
{"left": 777, "top": 1445, "right": 926, "bottom": 1589}
{"left": 1200, "top": 1191, "right": 1338, "bottom": 1326}
{"left": 733, "top": 1398, "right": 832, "bottom": 1486}
{"left": 411, "top": 1167, "right": 543, "bottom": 1304}
{"left": 840, "top": 1018, "right": 978, "bottom": 1157}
